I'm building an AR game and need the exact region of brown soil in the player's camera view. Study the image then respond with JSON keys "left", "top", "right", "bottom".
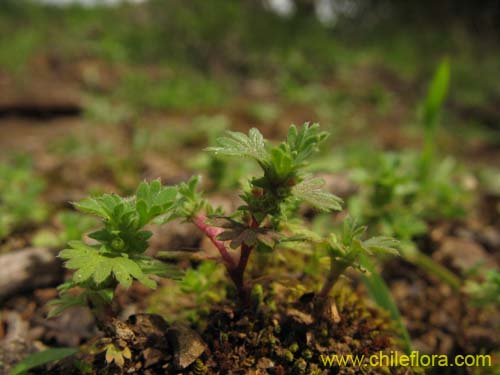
{"left": 36, "top": 285, "right": 409, "bottom": 375}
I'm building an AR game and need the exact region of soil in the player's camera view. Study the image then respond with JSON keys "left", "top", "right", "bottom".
{"left": 33, "top": 285, "right": 410, "bottom": 375}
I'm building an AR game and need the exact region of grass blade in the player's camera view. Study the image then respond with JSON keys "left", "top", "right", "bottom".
{"left": 359, "top": 254, "right": 412, "bottom": 354}
{"left": 9, "top": 347, "right": 77, "bottom": 375}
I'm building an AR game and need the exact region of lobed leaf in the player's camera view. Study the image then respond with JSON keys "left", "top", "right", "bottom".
{"left": 362, "top": 236, "right": 400, "bottom": 256}
{"left": 207, "top": 128, "right": 268, "bottom": 162}
{"left": 292, "top": 178, "right": 343, "bottom": 211}
{"left": 112, "top": 257, "right": 143, "bottom": 288}
{"left": 285, "top": 123, "right": 328, "bottom": 165}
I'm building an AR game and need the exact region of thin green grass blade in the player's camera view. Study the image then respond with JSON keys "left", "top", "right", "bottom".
{"left": 9, "top": 347, "right": 78, "bottom": 375}
{"left": 359, "top": 254, "right": 412, "bottom": 354}
{"left": 421, "top": 58, "right": 450, "bottom": 171}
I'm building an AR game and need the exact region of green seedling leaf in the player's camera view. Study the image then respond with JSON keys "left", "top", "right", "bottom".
{"left": 292, "top": 178, "right": 343, "bottom": 211}
{"left": 421, "top": 58, "right": 450, "bottom": 170}
{"left": 362, "top": 236, "right": 400, "bottom": 256}
{"left": 423, "top": 58, "right": 450, "bottom": 132}
{"left": 112, "top": 257, "right": 144, "bottom": 288}
{"left": 207, "top": 128, "right": 268, "bottom": 162}
{"left": 93, "top": 258, "right": 113, "bottom": 284}
{"left": 285, "top": 123, "right": 328, "bottom": 165}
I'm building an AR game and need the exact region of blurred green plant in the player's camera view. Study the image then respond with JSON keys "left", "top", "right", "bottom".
{"left": 246, "top": 102, "right": 281, "bottom": 124}
{"left": 84, "top": 96, "right": 134, "bottom": 126}
{"left": 420, "top": 58, "right": 450, "bottom": 173}
{"left": 349, "top": 151, "right": 468, "bottom": 244}
{"left": 187, "top": 115, "right": 256, "bottom": 190}
{"left": 465, "top": 269, "right": 500, "bottom": 307}
{"left": 115, "top": 71, "right": 227, "bottom": 112}
{"left": 0, "top": 157, "right": 47, "bottom": 241}
{"left": 346, "top": 60, "right": 468, "bottom": 289}
{"left": 33, "top": 211, "right": 98, "bottom": 248}
{"left": 178, "top": 261, "right": 226, "bottom": 322}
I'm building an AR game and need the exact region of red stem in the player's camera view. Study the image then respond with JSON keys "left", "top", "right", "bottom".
{"left": 193, "top": 214, "right": 237, "bottom": 269}
{"left": 193, "top": 213, "right": 259, "bottom": 306}
{"left": 235, "top": 214, "right": 258, "bottom": 276}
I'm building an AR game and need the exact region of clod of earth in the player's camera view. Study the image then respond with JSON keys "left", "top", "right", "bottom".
{"left": 166, "top": 322, "right": 207, "bottom": 369}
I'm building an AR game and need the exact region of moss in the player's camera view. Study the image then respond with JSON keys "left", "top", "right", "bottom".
{"left": 195, "top": 283, "right": 412, "bottom": 375}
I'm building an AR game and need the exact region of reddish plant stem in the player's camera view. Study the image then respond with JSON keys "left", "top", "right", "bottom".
{"left": 228, "top": 242, "right": 253, "bottom": 304}
{"left": 193, "top": 214, "right": 237, "bottom": 270}
{"left": 193, "top": 213, "right": 259, "bottom": 306}
{"left": 232, "top": 214, "right": 260, "bottom": 304}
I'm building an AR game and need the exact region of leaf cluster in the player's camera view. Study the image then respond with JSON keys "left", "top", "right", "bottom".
{"left": 33, "top": 211, "right": 98, "bottom": 248}
{"left": 207, "top": 123, "right": 342, "bottom": 220}
{"left": 209, "top": 216, "right": 279, "bottom": 253}
{"left": 465, "top": 269, "right": 500, "bottom": 307}
{"left": 50, "top": 180, "right": 182, "bottom": 317}
{"left": 323, "top": 218, "right": 399, "bottom": 273}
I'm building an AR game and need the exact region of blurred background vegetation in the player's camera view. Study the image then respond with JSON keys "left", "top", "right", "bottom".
{"left": 1, "top": 0, "right": 499, "bottom": 234}
{"left": 2, "top": 0, "right": 499, "bottom": 149}
{"left": 1, "top": 3, "right": 499, "bottom": 371}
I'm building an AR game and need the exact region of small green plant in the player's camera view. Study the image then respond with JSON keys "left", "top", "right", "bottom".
{"left": 164, "top": 124, "right": 398, "bottom": 312}
{"left": 317, "top": 218, "right": 398, "bottom": 299}
{"left": 179, "top": 261, "right": 226, "bottom": 321}
{"left": 342, "top": 60, "right": 471, "bottom": 292}
{"left": 0, "top": 157, "right": 47, "bottom": 241}
{"left": 33, "top": 211, "right": 98, "bottom": 248}
{"left": 348, "top": 60, "right": 469, "bottom": 247}
{"left": 465, "top": 269, "right": 500, "bottom": 307}
{"left": 49, "top": 180, "right": 183, "bottom": 322}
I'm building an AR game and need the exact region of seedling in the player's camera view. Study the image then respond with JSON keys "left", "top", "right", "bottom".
{"left": 165, "top": 124, "right": 397, "bottom": 311}
{"left": 49, "top": 180, "right": 182, "bottom": 325}
{"left": 317, "top": 218, "right": 398, "bottom": 299}
{"left": 345, "top": 60, "right": 470, "bottom": 290}
{"left": 50, "top": 124, "right": 398, "bottom": 326}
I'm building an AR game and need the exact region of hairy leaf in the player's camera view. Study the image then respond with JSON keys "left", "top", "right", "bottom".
{"left": 207, "top": 128, "right": 268, "bottom": 162}
{"left": 292, "top": 178, "right": 343, "bottom": 211}
{"left": 112, "top": 257, "right": 144, "bottom": 288}
{"left": 362, "top": 236, "right": 400, "bottom": 256}
{"left": 285, "top": 123, "right": 328, "bottom": 165}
